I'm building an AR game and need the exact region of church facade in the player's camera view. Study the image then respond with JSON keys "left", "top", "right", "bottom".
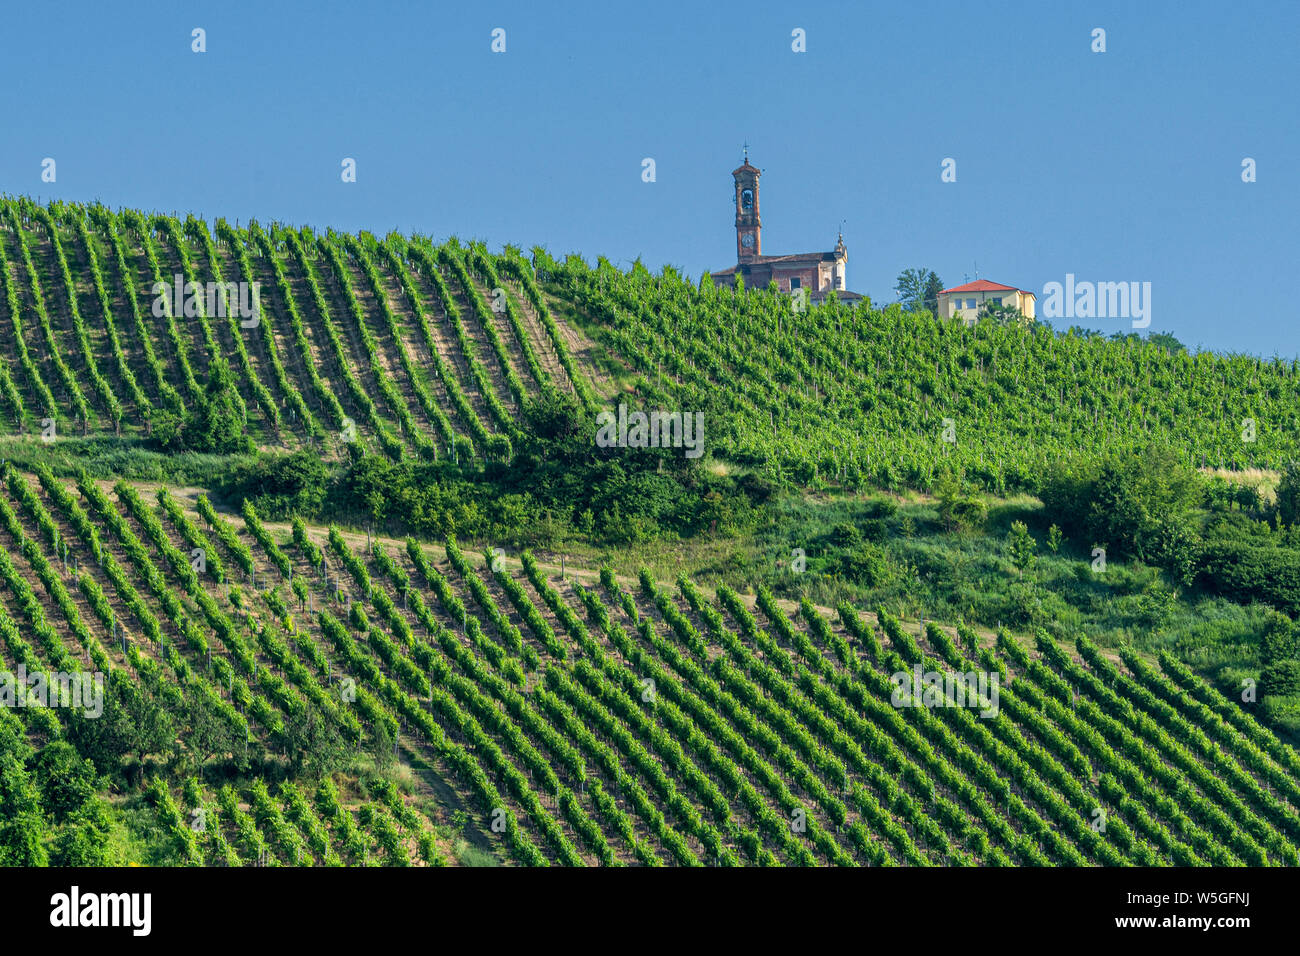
{"left": 709, "top": 155, "right": 863, "bottom": 305}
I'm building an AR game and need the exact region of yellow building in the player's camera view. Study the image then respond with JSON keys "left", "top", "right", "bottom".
{"left": 937, "top": 280, "right": 1036, "bottom": 325}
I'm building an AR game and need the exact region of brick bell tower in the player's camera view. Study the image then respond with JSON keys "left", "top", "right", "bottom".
{"left": 733, "top": 148, "right": 761, "bottom": 262}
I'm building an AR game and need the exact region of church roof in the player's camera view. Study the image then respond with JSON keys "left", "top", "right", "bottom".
{"left": 708, "top": 251, "right": 844, "bottom": 278}
{"left": 761, "top": 251, "right": 839, "bottom": 264}
{"left": 717, "top": 251, "right": 842, "bottom": 269}
{"left": 732, "top": 160, "right": 761, "bottom": 176}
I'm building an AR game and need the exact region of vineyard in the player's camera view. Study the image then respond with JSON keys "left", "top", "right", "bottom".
{"left": 1, "top": 459, "right": 1297, "bottom": 866}
{"left": 2, "top": 196, "right": 1298, "bottom": 499}
{"left": 0, "top": 196, "right": 1297, "bottom": 867}
{"left": 541, "top": 253, "right": 1300, "bottom": 493}
{"left": 0, "top": 196, "right": 592, "bottom": 463}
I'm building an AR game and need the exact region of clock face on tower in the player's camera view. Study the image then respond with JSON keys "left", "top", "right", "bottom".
{"left": 741, "top": 233, "right": 755, "bottom": 248}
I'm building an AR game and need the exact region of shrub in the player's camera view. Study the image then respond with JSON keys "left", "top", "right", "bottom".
{"left": 862, "top": 497, "right": 898, "bottom": 520}
{"left": 1040, "top": 444, "right": 1202, "bottom": 579}
{"left": 830, "top": 523, "right": 861, "bottom": 548}
{"left": 836, "top": 543, "right": 893, "bottom": 587}
{"left": 860, "top": 518, "right": 888, "bottom": 542}
{"left": 1260, "top": 612, "right": 1300, "bottom": 697}
{"left": 1278, "top": 461, "right": 1300, "bottom": 528}
{"left": 1198, "top": 541, "right": 1300, "bottom": 616}
{"left": 934, "top": 472, "right": 987, "bottom": 532}
{"left": 1262, "top": 695, "right": 1300, "bottom": 735}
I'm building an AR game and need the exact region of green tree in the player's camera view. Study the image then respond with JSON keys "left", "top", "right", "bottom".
{"left": 1260, "top": 612, "right": 1300, "bottom": 698}
{"left": 895, "top": 268, "right": 943, "bottom": 314}
{"left": 1277, "top": 461, "right": 1300, "bottom": 529}
{"left": 67, "top": 673, "right": 175, "bottom": 783}
{"left": 0, "top": 721, "right": 47, "bottom": 866}
{"left": 836, "top": 543, "right": 892, "bottom": 587}
{"left": 977, "top": 300, "right": 1028, "bottom": 325}
{"left": 222, "top": 451, "right": 332, "bottom": 517}
{"left": 282, "top": 706, "right": 349, "bottom": 778}
{"left": 152, "top": 358, "right": 252, "bottom": 454}
{"left": 187, "top": 358, "right": 252, "bottom": 454}
{"left": 1046, "top": 523, "right": 1063, "bottom": 553}
{"left": 178, "top": 689, "right": 248, "bottom": 773}
{"left": 524, "top": 388, "right": 585, "bottom": 444}
{"left": 31, "top": 741, "right": 98, "bottom": 823}
{"left": 1040, "top": 444, "right": 1202, "bottom": 581}
{"left": 1147, "top": 332, "right": 1186, "bottom": 354}
{"left": 49, "top": 818, "right": 112, "bottom": 866}
{"left": 1007, "top": 521, "right": 1037, "bottom": 576}
{"left": 935, "top": 471, "right": 987, "bottom": 532}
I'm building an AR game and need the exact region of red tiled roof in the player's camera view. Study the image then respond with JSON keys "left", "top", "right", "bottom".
{"left": 939, "top": 279, "right": 1033, "bottom": 295}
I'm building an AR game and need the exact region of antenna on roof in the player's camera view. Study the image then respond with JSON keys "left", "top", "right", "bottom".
{"left": 742, "top": 141, "right": 750, "bottom": 163}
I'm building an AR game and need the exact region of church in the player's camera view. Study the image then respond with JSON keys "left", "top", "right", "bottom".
{"left": 709, "top": 153, "right": 864, "bottom": 305}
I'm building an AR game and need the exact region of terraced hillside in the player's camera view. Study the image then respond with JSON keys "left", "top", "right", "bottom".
{"left": 2, "top": 461, "right": 1298, "bottom": 866}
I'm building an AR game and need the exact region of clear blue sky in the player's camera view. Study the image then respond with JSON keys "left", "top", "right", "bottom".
{"left": 3, "top": 0, "right": 1296, "bottom": 356}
